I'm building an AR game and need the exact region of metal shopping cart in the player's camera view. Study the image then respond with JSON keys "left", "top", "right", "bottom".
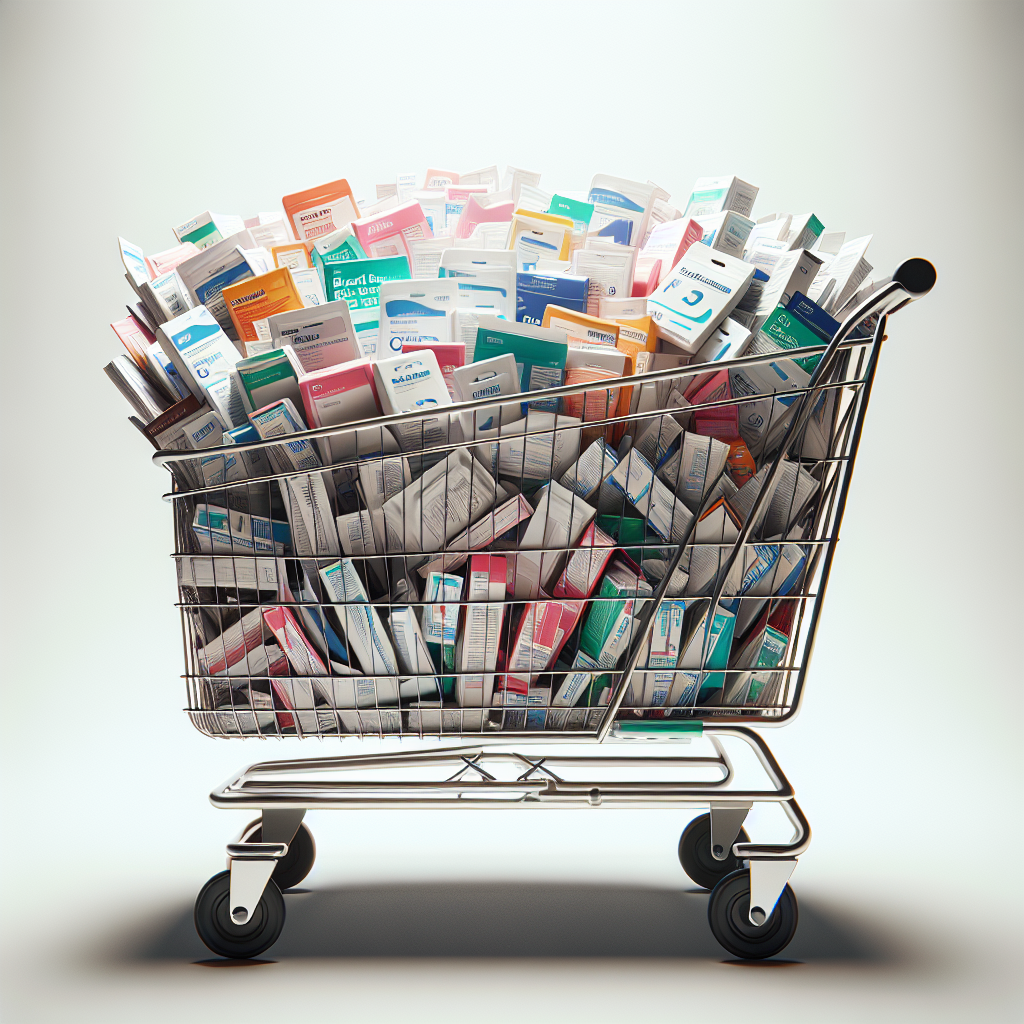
{"left": 155, "top": 259, "right": 934, "bottom": 960}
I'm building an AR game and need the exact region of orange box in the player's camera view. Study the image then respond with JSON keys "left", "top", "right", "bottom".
{"left": 614, "top": 315, "right": 657, "bottom": 353}
{"left": 271, "top": 243, "right": 312, "bottom": 271}
{"left": 541, "top": 306, "right": 620, "bottom": 348}
{"left": 610, "top": 316, "right": 657, "bottom": 443}
{"left": 282, "top": 179, "right": 360, "bottom": 248}
{"left": 223, "top": 267, "right": 305, "bottom": 346}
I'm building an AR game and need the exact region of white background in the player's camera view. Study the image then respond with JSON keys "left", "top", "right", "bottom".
{"left": 1, "top": 1, "right": 1021, "bottom": 1021}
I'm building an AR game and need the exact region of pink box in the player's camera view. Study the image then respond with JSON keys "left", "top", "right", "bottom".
{"left": 454, "top": 195, "right": 515, "bottom": 239}
{"left": 298, "top": 358, "right": 380, "bottom": 432}
{"left": 262, "top": 606, "right": 328, "bottom": 676}
{"left": 641, "top": 217, "right": 703, "bottom": 284}
{"left": 503, "top": 599, "right": 586, "bottom": 694}
{"left": 631, "top": 257, "right": 663, "bottom": 297}
{"left": 446, "top": 185, "right": 489, "bottom": 204}
{"left": 352, "top": 199, "right": 432, "bottom": 260}
{"left": 145, "top": 242, "right": 199, "bottom": 278}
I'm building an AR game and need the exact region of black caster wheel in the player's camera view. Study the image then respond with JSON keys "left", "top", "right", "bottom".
{"left": 240, "top": 820, "right": 316, "bottom": 890}
{"left": 194, "top": 870, "right": 285, "bottom": 959}
{"left": 708, "top": 868, "right": 799, "bottom": 960}
{"left": 678, "top": 813, "right": 750, "bottom": 889}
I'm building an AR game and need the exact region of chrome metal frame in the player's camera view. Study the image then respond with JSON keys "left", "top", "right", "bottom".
{"left": 214, "top": 726, "right": 811, "bottom": 924}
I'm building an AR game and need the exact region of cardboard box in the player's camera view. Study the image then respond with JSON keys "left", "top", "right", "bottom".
{"left": 692, "top": 211, "right": 756, "bottom": 258}
{"left": 516, "top": 272, "right": 589, "bottom": 325}
{"left": 639, "top": 217, "right": 703, "bottom": 283}
{"left": 578, "top": 557, "right": 653, "bottom": 665}
{"left": 223, "top": 266, "right": 305, "bottom": 347}
{"left": 682, "top": 176, "right": 758, "bottom": 219}
{"left": 373, "top": 349, "right": 454, "bottom": 452}
{"left": 233, "top": 346, "right": 304, "bottom": 417}
{"left": 402, "top": 340, "right": 465, "bottom": 399}
{"left": 456, "top": 555, "right": 507, "bottom": 707}
{"left": 551, "top": 521, "right": 616, "bottom": 599}
{"left": 607, "top": 448, "right": 694, "bottom": 543}
{"left": 504, "top": 600, "right": 586, "bottom": 693}
{"left": 318, "top": 558, "right": 399, "bottom": 677}
{"left": 417, "top": 493, "right": 534, "bottom": 577}
{"left": 381, "top": 448, "right": 505, "bottom": 557}
{"left": 647, "top": 244, "right": 755, "bottom": 354}
{"left": 352, "top": 199, "right": 433, "bottom": 261}
{"left": 749, "top": 248, "right": 824, "bottom": 333}
{"left": 559, "top": 438, "right": 620, "bottom": 499}
{"left": 474, "top": 412, "right": 582, "bottom": 482}
{"left": 267, "top": 300, "right": 362, "bottom": 373}
{"left": 282, "top": 179, "right": 360, "bottom": 247}
{"left": 377, "top": 278, "right": 458, "bottom": 357}
{"left": 155, "top": 305, "right": 247, "bottom": 427}
{"left": 297, "top": 359, "right": 380, "bottom": 460}
{"left": 173, "top": 211, "right": 245, "bottom": 251}
{"left": 541, "top": 306, "right": 620, "bottom": 349}
{"left": 510, "top": 481, "right": 596, "bottom": 600}
{"left": 449, "top": 353, "right": 522, "bottom": 435}
{"left": 473, "top": 315, "right": 569, "bottom": 414}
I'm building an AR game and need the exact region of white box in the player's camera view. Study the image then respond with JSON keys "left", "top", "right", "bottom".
{"left": 692, "top": 211, "right": 755, "bottom": 258}
{"left": 373, "top": 349, "right": 454, "bottom": 452}
{"left": 449, "top": 353, "right": 522, "bottom": 435}
{"left": 380, "top": 448, "right": 506, "bottom": 557}
{"left": 267, "top": 300, "right": 361, "bottom": 372}
{"left": 377, "top": 278, "right": 459, "bottom": 358}
{"left": 388, "top": 605, "right": 441, "bottom": 700}
{"left": 319, "top": 558, "right": 399, "bottom": 677}
{"left": 173, "top": 211, "right": 246, "bottom": 250}
{"left": 559, "top": 438, "right": 619, "bottom": 499}
{"left": 607, "top": 448, "right": 694, "bottom": 543}
{"left": 691, "top": 317, "right": 754, "bottom": 364}
{"left": 511, "top": 481, "right": 596, "bottom": 600}
{"left": 647, "top": 243, "right": 754, "bottom": 354}
{"left": 682, "top": 176, "right": 759, "bottom": 219}
{"left": 750, "top": 249, "right": 824, "bottom": 333}
{"left": 156, "top": 305, "right": 247, "bottom": 427}
{"left": 473, "top": 412, "right": 582, "bottom": 481}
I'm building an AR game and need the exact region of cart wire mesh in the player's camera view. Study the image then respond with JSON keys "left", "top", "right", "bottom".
{"left": 157, "top": 291, "right": 899, "bottom": 742}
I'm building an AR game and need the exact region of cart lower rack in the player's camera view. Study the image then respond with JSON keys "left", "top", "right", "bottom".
{"left": 156, "top": 259, "right": 935, "bottom": 960}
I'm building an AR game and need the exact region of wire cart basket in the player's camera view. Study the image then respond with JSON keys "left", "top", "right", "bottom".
{"left": 155, "top": 259, "right": 935, "bottom": 960}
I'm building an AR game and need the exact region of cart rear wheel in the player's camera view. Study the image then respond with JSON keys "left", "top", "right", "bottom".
{"left": 194, "top": 870, "right": 285, "bottom": 959}
{"left": 678, "top": 813, "right": 749, "bottom": 889}
{"left": 241, "top": 821, "right": 316, "bottom": 891}
{"left": 708, "top": 868, "right": 798, "bottom": 960}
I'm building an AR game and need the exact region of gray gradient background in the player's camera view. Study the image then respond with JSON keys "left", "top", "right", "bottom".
{"left": 1, "top": 1, "right": 1021, "bottom": 1021}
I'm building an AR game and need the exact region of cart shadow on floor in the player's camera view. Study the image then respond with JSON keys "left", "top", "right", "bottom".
{"left": 122, "top": 881, "right": 897, "bottom": 964}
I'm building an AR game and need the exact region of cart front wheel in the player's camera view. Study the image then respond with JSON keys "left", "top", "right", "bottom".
{"left": 241, "top": 820, "right": 316, "bottom": 890}
{"left": 707, "top": 868, "right": 798, "bottom": 960}
{"left": 194, "top": 870, "right": 285, "bottom": 959}
{"left": 678, "top": 813, "right": 749, "bottom": 889}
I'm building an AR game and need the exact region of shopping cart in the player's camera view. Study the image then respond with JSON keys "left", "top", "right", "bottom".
{"left": 155, "top": 259, "right": 934, "bottom": 960}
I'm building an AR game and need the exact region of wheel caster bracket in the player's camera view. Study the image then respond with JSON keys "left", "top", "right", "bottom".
{"left": 259, "top": 808, "right": 305, "bottom": 846}
{"left": 748, "top": 857, "right": 797, "bottom": 926}
{"left": 228, "top": 857, "right": 278, "bottom": 926}
{"left": 710, "top": 802, "right": 751, "bottom": 861}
